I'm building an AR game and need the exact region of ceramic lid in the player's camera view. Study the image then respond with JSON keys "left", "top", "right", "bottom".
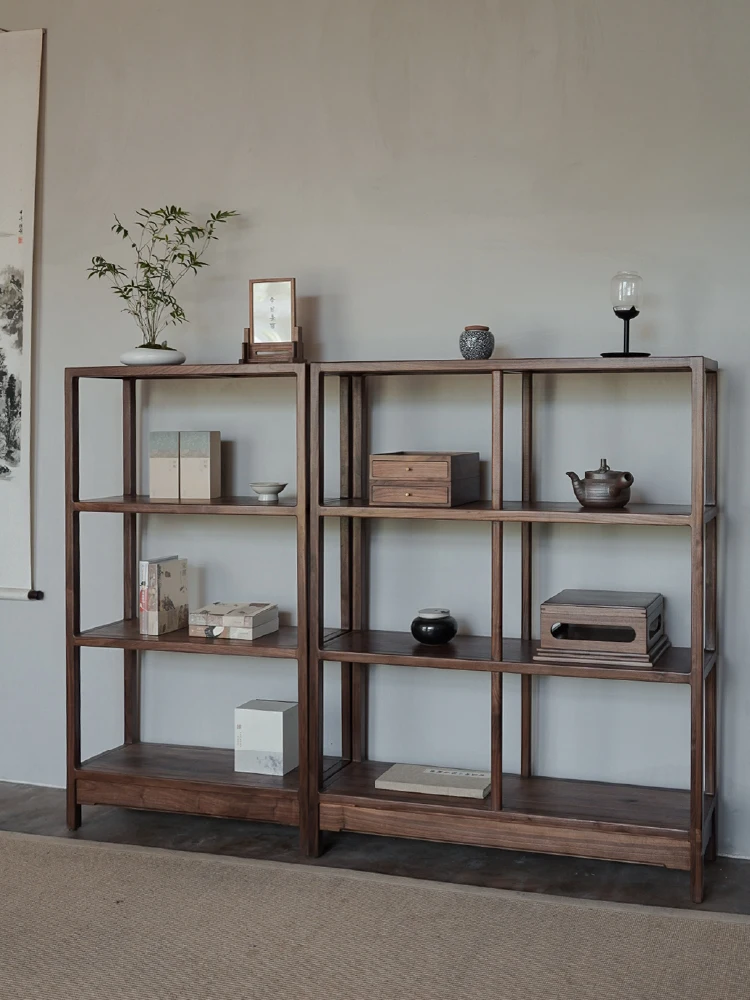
{"left": 417, "top": 608, "right": 451, "bottom": 619}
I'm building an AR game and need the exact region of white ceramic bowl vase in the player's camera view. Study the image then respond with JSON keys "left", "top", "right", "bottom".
{"left": 120, "top": 347, "right": 186, "bottom": 366}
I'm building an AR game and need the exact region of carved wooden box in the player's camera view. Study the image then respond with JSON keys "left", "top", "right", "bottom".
{"left": 534, "top": 589, "right": 670, "bottom": 668}
{"left": 368, "top": 452, "right": 480, "bottom": 507}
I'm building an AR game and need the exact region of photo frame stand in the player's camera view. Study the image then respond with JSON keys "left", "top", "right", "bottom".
{"left": 240, "top": 332, "right": 304, "bottom": 364}
{"left": 240, "top": 277, "right": 303, "bottom": 364}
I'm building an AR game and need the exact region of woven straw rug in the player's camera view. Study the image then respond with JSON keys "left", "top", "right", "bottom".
{"left": 1, "top": 831, "right": 748, "bottom": 999}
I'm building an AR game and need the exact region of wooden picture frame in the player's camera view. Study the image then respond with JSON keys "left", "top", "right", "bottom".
{"left": 241, "top": 277, "right": 303, "bottom": 363}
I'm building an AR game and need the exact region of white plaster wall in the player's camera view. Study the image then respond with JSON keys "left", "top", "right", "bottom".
{"left": 0, "top": 0, "right": 747, "bottom": 854}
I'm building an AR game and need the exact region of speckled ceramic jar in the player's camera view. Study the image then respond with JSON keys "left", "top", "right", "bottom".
{"left": 459, "top": 325, "right": 495, "bottom": 360}
{"left": 410, "top": 608, "right": 458, "bottom": 645}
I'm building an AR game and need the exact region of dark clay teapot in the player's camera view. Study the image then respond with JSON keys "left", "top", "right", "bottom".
{"left": 566, "top": 459, "right": 634, "bottom": 509}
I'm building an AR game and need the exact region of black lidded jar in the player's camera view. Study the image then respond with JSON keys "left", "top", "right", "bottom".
{"left": 410, "top": 608, "right": 458, "bottom": 645}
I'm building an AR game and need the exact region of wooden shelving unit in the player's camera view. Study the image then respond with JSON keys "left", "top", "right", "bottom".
{"left": 308, "top": 357, "right": 718, "bottom": 903}
{"left": 64, "top": 363, "right": 315, "bottom": 840}
{"left": 63, "top": 356, "right": 719, "bottom": 903}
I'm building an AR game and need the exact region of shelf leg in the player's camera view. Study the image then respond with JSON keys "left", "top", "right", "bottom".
{"left": 490, "top": 372, "right": 504, "bottom": 809}
{"left": 490, "top": 518, "right": 503, "bottom": 810}
{"left": 520, "top": 372, "right": 533, "bottom": 777}
{"left": 65, "top": 643, "right": 81, "bottom": 830}
{"left": 351, "top": 376, "right": 369, "bottom": 761}
{"left": 339, "top": 377, "right": 353, "bottom": 760}
{"left": 339, "top": 375, "right": 369, "bottom": 762}
{"left": 65, "top": 373, "right": 81, "bottom": 830}
{"left": 491, "top": 672, "right": 503, "bottom": 810}
{"left": 704, "top": 369, "right": 718, "bottom": 865}
{"left": 304, "top": 653, "right": 324, "bottom": 859}
{"left": 305, "top": 365, "right": 324, "bottom": 857}
{"left": 705, "top": 663, "right": 718, "bottom": 864}
{"left": 689, "top": 360, "right": 706, "bottom": 903}
{"left": 122, "top": 380, "right": 140, "bottom": 745}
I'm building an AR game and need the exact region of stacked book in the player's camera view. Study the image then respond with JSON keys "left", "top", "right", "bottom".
{"left": 374, "top": 763, "right": 491, "bottom": 799}
{"left": 139, "top": 555, "right": 189, "bottom": 635}
{"left": 188, "top": 602, "right": 279, "bottom": 641}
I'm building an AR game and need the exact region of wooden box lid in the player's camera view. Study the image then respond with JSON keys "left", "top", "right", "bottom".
{"left": 542, "top": 590, "right": 662, "bottom": 615}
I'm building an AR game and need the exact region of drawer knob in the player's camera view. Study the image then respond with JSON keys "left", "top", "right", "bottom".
{"left": 405, "top": 492, "right": 411, "bottom": 496}
{"left": 406, "top": 466, "right": 412, "bottom": 471}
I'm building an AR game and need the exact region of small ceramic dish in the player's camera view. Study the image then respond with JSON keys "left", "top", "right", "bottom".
{"left": 250, "top": 482, "right": 288, "bottom": 503}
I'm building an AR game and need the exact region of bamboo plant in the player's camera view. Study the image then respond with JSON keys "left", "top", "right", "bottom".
{"left": 88, "top": 205, "right": 237, "bottom": 349}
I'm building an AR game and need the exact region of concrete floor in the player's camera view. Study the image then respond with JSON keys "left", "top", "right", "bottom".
{"left": 2, "top": 780, "right": 748, "bottom": 913}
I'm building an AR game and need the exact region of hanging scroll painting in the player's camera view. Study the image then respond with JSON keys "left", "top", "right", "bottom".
{"left": 0, "top": 29, "right": 43, "bottom": 599}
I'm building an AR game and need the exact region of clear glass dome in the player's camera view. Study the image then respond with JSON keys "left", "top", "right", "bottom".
{"left": 610, "top": 271, "right": 643, "bottom": 313}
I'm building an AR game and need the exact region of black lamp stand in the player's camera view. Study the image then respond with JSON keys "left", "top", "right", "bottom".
{"left": 601, "top": 307, "right": 650, "bottom": 358}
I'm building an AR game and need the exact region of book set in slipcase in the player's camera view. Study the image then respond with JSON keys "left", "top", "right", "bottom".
{"left": 138, "top": 555, "right": 189, "bottom": 635}
{"left": 149, "top": 430, "right": 221, "bottom": 501}
{"left": 188, "top": 602, "right": 279, "bottom": 641}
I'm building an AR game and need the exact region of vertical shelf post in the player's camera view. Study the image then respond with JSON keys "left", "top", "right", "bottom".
{"left": 690, "top": 359, "right": 706, "bottom": 902}
{"left": 305, "top": 364, "right": 325, "bottom": 857}
{"left": 520, "top": 372, "right": 533, "bottom": 777}
{"left": 295, "top": 365, "right": 312, "bottom": 854}
{"left": 490, "top": 372, "right": 503, "bottom": 810}
{"left": 704, "top": 368, "right": 718, "bottom": 863}
{"left": 350, "top": 375, "right": 369, "bottom": 762}
{"left": 339, "top": 376, "right": 353, "bottom": 761}
{"left": 338, "top": 375, "right": 369, "bottom": 762}
{"left": 64, "top": 372, "right": 81, "bottom": 830}
{"left": 122, "top": 380, "right": 140, "bottom": 745}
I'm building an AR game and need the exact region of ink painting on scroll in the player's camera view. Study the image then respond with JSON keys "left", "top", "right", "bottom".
{"left": 0, "top": 30, "right": 42, "bottom": 597}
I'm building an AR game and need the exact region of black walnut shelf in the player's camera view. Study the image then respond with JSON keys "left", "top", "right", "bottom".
{"left": 308, "top": 357, "right": 719, "bottom": 903}
{"left": 65, "top": 363, "right": 314, "bottom": 844}
{"left": 64, "top": 357, "right": 719, "bottom": 904}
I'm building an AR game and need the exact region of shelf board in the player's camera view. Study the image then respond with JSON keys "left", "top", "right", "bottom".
{"left": 76, "top": 620, "right": 331, "bottom": 658}
{"left": 67, "top": 363, "right": 304, "bottom": 380}
{"left": 75, "top": 743, "right": 342, "bottom": 825}
{"left": 319, "top": 761, "right": 710, "bottom": 868}
{"left": 77, "top": 743, "right": 304, "bottom": 791}
{"left": 316, "top": 357, "right": 717, "bottom": 376}
{"left": 322, "top": 760, "right": 696, "bottom": 831}
{"left": 319, "top": 630, "right": 697, "bottom": 682}
{"left": 75, "top": 495, "right": 297, "bottom": 515}
{"left": 319, "top": 499, "right": 708, "bottom": 525}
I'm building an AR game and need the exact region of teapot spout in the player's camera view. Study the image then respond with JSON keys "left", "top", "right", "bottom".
{"left": 566, "top": 471, "right": 585, "bottom": 504}
{"left": 617, "top": 471, "right": 634, "bottom": 490}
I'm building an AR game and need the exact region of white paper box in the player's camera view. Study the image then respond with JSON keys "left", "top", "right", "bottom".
{"left": 235, "top": 699, "right": 298, "bottom": 776}
{"left": 149, "top": 431, "right": 180, "bottom": 500}
{"left": 179, "top": 431, "right": 221, "bottom": 500}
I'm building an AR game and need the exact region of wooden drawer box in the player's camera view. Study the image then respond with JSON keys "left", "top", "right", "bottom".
{"left": 368, "top": 452, "right": 480, "bottom": 507}
{"left": 535, "top": 590, "right": 670, "bottom": 668}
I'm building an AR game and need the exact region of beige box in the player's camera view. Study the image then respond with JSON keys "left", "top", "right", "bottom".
{"left": 149, "top": 431, "right": 180, "bottom": 500}
{"left": 179, "top": 431, "right": 221, "bottom": 500}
